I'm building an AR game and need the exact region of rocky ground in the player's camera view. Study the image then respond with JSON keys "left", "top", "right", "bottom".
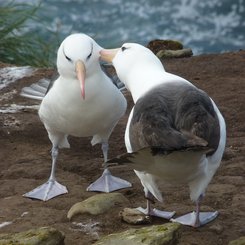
{"left": 0, "top": 50, "right": 244, "bottom": 244}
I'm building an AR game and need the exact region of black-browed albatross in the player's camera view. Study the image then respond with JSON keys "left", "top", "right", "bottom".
{"left": 100, "top": 43, "right": 226, "bottom": 227}
{"left": 21, "top": 33, "right": 131, "bottom": 201}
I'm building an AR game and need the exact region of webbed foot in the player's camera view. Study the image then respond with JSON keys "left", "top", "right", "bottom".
{"left": 171, "top": 211, "right": 218, "bottom": 227}
{"left": 23, "top": 180, "right": 68, "bottom": 201}
{"left": 87, "top": 168, "right": 132, "bottom": 192}
{"left": 136, "top": 207, "right": 175, "bottom": 220}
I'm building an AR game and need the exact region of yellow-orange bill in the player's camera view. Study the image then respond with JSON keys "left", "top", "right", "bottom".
{"left": 100, "top": 48, "right": 119, "bottom": 63}
{"left": 76, "top": 60, "right": 86, "bottom": 99}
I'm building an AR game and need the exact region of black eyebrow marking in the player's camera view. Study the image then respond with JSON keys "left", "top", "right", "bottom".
{"left": 63, "top": 46, "right": 72, "bottom": 62}
{"left": 86, "top": 42, "right": 93, "bottom": 61}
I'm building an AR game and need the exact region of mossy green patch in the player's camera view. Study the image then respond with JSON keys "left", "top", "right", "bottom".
{"left": 94, "top": 222, "right": 181, "bottom": 245}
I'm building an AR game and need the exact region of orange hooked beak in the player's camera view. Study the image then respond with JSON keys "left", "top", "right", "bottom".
{"left": 76, "top": 60, "right": 86, "bottom": 99}
{"left": 100, "top": 48, "right": 119, "bottom": 63}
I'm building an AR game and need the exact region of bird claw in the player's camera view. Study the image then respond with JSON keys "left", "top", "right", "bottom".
{"left": 136, "top": 207, "right": 175, "bottom": 220}
{"left": 23, "top": 179, "right": 68, "bottom": 201}
{"left": 171, "top": 211, "right": 219, "bottom": 227}
{"left": 86, "top": 168, "right": 132, "bottom": 192}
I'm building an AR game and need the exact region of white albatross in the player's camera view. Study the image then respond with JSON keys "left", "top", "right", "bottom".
{"left": 100, "top": 43, "right": 226, "bottom": 227}
{"left": 21, "top": 33, "right": 131, "bottom": 201}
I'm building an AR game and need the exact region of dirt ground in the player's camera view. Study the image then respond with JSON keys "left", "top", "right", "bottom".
{"left": 0, "top": 51, "right": 244, "bottom": 245}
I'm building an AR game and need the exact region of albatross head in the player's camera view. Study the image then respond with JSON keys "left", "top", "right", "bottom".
{"left": 57, "top": 33, "right": 102, "bottom": 99}
{"left": 100, "top": 43, "right": 165, "bottom": 100}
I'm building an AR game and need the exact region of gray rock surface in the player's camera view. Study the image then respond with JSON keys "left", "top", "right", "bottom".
{"left": 93, "top": 222, "right": 181, "bottom": 245}
{"left": 228, "top": 237, "right": 245, "bottom": 245}
{"left": 119, "top": 208, "right": 152, "bottom": 225}
{"left": 67, "top": 192, "right": 130, "bottom": 220}
{"left": 0, "top": 226, "right": 65, "bottom": 245}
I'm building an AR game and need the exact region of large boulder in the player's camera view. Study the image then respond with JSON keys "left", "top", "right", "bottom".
{"left": 67, "top": 192, "right": 130, "bottom": 220}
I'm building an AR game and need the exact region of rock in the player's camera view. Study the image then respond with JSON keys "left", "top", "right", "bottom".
{"left": 67, "top": 192, "right": 130, "bottom": 220}
{"left": 156, "top": 49, "right": 193, "bottom": 58}
{"left": 119, "top": 208, "right": 152, "bottom": 225}
{"left": 228, "top": 236, "right": 245, "bottom": 245}
{"left": 0, "top": 227, "right": 65, "bottom": 245}
{"left": 93, "top": 222, "right": 181, "bottom": 245}
{"left": 147, "top": 39, "right": 183, "bottom": 54}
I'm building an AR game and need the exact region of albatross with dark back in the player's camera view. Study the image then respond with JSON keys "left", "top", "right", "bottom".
{"left": 100, "top": 43, "right": 226, "bottom": 227}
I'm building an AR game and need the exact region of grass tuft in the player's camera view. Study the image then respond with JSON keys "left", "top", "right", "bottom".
{"left": 0, "top": 2, "right": 60, "bottom": 67}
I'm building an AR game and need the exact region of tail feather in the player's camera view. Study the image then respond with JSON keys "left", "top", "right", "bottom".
{"left": 20, "top": 78, "right": 50, "bottom": 101}
{"left": 107, "top": 145, "right": 213, "bottom": 167}
{"left": 29, "top": 82, "right": 47, "bottom": 94}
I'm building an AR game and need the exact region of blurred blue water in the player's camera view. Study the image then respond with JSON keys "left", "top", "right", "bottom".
{"left": 11, "top": 0, "right": 245, "bottom": 54}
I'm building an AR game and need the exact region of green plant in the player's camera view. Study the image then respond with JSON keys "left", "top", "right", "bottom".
{"left": 0, "top": 1, "right": 59, "bottom": 67}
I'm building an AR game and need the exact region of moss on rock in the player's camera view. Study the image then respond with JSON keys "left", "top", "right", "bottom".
{"left": 67, "top": 192, "right": 130, "bottom": 220}
{"left": 93, "top": 222, "right": 181, "bottom": 245}
{"left": 147, "top": 39, "right": 184, "bottom": 54}
{"left": 0, "top": 227, "right": 65, "bottom": 245}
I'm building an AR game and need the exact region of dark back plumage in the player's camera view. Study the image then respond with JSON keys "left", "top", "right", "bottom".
{"left": 129, "top": 82, "right": 220, "bottom": 155}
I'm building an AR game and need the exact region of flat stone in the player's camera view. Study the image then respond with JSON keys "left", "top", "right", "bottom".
{"left": 0, "top": 227, "right": 65, "bottom": 245}
{"left": 93, "top": 222, "right": 182, "bottom": 245}
{"left": 147, "top": 39, "right": 183, "bottom": 54}
{"left": 67, "top": 192, "right": 130, "bottom": 220}
{"left": 119, "top": 208, "right": 152, "bottom": 225}
{"left": 156, "top": 49, "right": 193, "bottom": 58}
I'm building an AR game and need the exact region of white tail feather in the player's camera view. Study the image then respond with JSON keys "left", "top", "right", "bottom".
{"left": 20, "top": 78, "right": 50, "bottom": 101}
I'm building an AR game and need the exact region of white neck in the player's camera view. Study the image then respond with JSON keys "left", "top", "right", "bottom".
{"left": 127, "top": 68, "right": 166, "bottom": 103}
{"left": 124, "top": 65, "right": 190, "bottom": 103}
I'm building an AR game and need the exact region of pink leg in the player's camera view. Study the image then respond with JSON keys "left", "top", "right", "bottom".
{"left": 136, "top": 191, "right": 175, "bottom": 220}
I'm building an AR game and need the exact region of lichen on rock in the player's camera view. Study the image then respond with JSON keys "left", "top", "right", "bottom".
{"left": 93, "top": 222, "right": 181, "bottom": 245}
{"left": 228, "top": 237, "right": 245, "bottom": 245}
{"left": 147, "top": 39, "right": 184, "bottom": 54}
{"left": 0, "top": 226, "right": 65, "bottom": 245}
{"left": 67, "top": 192, "right": 130, "bottom": 220}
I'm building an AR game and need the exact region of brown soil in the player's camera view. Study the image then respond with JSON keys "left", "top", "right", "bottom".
{"left": 0, "top": 51, "right": 244, "bottom": 245}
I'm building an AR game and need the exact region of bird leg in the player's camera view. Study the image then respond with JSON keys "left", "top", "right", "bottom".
{"left": 137, "top": 191, "right": 175, "bottom": 220}
{"left": 87, "top": 142, "right": 132, "bottom": 192}
{"left": 23, "top": 146, "right": 68, "bottom": 201}
{"left": 171, "top": 194, "right": 218, "bottom": 227}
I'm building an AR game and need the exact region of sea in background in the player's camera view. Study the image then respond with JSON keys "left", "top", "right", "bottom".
{"left": 5, "top": 0, "right": 245, "bottom": 54}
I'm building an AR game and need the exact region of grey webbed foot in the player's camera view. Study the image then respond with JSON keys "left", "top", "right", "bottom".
{"left": 23, "top": 179, "right": 68, "bottom": 201}
{"left": 86, "top": 168, "right": 132, "bottom": 192}
{"left": 171, "top": 211, "right": 218, "bottom": 227}
{"left": 137, "top": 207, "right": 175, "bottom": 220}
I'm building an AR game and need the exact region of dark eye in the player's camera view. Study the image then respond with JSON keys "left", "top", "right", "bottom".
{"left": 86, "top": 52, "right": 92, "bottom": 60}
{"left": 121, "top": 46, "right": 127, "bottom": 52}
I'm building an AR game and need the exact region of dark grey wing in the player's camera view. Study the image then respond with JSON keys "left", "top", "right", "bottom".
{"left": 129, "top": 83, "right": 220, "bottom": 155}
{"left": 174, "top": 85, "right": 220, "bottom": 154}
